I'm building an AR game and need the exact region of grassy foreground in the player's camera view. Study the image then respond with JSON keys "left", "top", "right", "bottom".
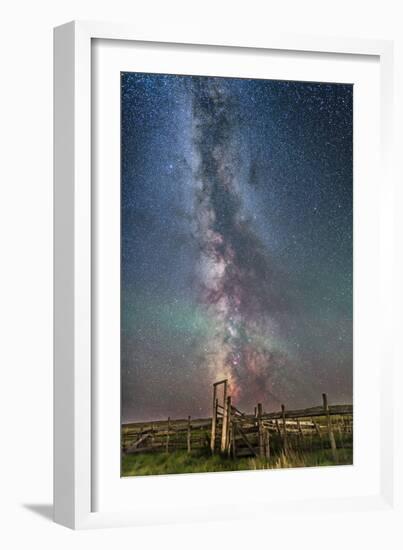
{"left": 122, "top": 448, "right": 353, "bottom": 477}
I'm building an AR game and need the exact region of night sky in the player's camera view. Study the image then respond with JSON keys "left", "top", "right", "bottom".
{"left": 121, "top": 73, "right": 353, "bottom": 423}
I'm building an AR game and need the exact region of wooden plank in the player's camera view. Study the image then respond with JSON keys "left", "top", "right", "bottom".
{"left": 235, "top": 447, "right": 260, "bottom": 457}
{"left": 235, "top": 424, "right": 258, "bottom": 457}
{"left": 233, "top": 425, "right": 259, "bottom": 435}
{"left": 257, "top": 403, "right": 264, "bottom": 458}
{"left": 125, "top": 432, "right": 151, "bottom": 452}
{"left": 313, "top": 420, "right": 322, "bottom": 438}
{"left": 231, "top": 404, "right": 246, "bottom": 417}
{"left": 187, "top": 415, "right": 191, "bottom": 453}
{"left": 210, "top": 385, "right": 217, "bottom": 453}
{"left": 226, "top": 396, "right": 232, "bottom": 456}
{"left": 281, "top": 404, "right": 289, "bottom": 452}
{"left": 166, "top": 416, "right": 170, "bottom": 453}
{"left": 264, "top": 427, "right": 270, "bottom": 459}
{"left": 260, "top": 404, "right": 353, "bottom": 420}
{"left": 220, "top": 380, "right": 228, "bottom": 452}
{"left": 337, "top": 420, "right": 345, "bottom": 447}
{"left": 213, "top": 379, "right": 228, "bottom": 386}
{"left": 297, "top": 418, "right": 304, "bottom": 439}
{"left": 323, "top": 393, "right": 337, "bottom": 462}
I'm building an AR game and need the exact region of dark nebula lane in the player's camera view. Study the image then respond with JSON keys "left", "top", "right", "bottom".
{"left": 121, "top": 73, "right": 353, "bottom": 423}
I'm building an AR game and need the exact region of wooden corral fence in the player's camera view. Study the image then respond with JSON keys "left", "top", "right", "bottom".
{"left": 122, "top": 416, "right": 212, "bottom": 455}
{"left": 122, "top": 380, "right": 353, "bottom": 463}
{"left": 210, "top": 379, "right": 352, "bottom": 462}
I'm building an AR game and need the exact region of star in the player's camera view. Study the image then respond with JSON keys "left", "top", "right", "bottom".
{"left": 121, "top": 72, "right": 353, "bottom": 422}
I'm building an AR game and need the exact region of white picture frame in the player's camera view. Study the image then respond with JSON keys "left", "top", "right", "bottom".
{"left": 54, "top": 20, "right": 397, "bottom": 530}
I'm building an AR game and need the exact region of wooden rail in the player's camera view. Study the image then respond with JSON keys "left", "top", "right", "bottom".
{"left": 207, "top": 386, "right": 352, "bottom": 460}
{"left": 121, "top": 386, "right": 353, "bottom": 461}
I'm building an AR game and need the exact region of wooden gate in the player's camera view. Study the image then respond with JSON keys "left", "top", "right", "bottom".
{"left": 210, "top": 380, "right": 270, "bottom": 458}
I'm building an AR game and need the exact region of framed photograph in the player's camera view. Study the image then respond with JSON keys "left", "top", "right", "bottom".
{"left": 54, "top": 21, "right": 396, "bottom": 529}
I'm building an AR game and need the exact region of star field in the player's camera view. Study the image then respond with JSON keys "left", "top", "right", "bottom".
{"left": 121, "top": 73, "right": 353, "bottom": 423}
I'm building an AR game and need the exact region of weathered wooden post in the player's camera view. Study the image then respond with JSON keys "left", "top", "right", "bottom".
{"left": 257, "top": 403, "right": 264, "bottom": 458}
{"left": 297, "top": 418, "right": 304, "bottom": 441}
{"left": 187, "top": 415, "right": 191, "bottom": 453}
{"left": 231, "top": 422, "right": 236, "bottom": 458}
{"left": 281, "top": 404, "right": 288, "bottom": 452}
{"left": 322, "top": 393, "right": 337, "bottom": 463}
{"left": 210, "top": 384, "right": 217, "bottom": 453}
{"left": 214, "top": 398, "right": 218, "bottom": 447}
{"left": 337, "top": 418, "right": 344, "bottom": 448}
{"left": 313, "top": 419, "right": 321, "bottom": 438}
{"left": 264, "top": 427, "right": 271, "bottom": 460}
{"left": 313, "top": 419, "right": 323, "bottom": 449}
{"left": 226, "top": 396, "right": 232, "bottom": 456}
{"left": 220, "top": 381, "right": 228, "bottom": 452}
{"left": 166, "top": 416, "right": 170, "bottom": 453}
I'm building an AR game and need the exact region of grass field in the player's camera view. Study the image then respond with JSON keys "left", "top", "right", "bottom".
{"left": 121, "top": 447, "right": 353, "bottom": 477}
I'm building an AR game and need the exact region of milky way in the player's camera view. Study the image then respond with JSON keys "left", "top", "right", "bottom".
{"left": 192, "top": 78, "right": 290, "bottom": 404}
{"left": 121, "top": 73, "right": 353, "bottom": 422}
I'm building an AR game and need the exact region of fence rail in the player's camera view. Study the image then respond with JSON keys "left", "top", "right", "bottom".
{"left": 122, "top": 383, "right": 353, "bottom": 463}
